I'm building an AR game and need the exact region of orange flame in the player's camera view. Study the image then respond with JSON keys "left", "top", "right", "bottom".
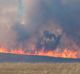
{"left": 0, "top": 47, "right": 79, "bottom": 59}
{"left": 38, "top": 49, "right": 78, "bottom": 59}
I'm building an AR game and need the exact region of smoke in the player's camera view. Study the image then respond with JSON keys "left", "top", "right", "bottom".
{"left": 12, "top": 0, "right": 80, "bottom": 47}
{"left": 0, "top": 0, "right": 80, "bottom": 50}
{"left": 0, "top": 0, "right": 17, "bottom": 49}
{"left": 12, "top": 0, "right": 63, "bottom": 49}
{"left": 54, "top": 0, "right": 80, "bottom": 46}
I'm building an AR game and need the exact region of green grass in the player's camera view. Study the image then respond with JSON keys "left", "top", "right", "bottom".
{"left": 0, "top": 63, "right": 80, "bottom": 74}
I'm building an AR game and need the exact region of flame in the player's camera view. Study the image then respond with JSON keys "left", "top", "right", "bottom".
{"left": 38, "top": 49, "right": 78, "bottom": 59}
{"left": 0, "top": 47, "right": 9, "bottom": 53}
{"left": 0, "top": 47, "right": 79, "bottom": 59}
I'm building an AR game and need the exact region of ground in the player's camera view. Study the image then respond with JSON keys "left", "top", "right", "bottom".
{"left": 0, "top": 63, "right": 80, "bottom": 74}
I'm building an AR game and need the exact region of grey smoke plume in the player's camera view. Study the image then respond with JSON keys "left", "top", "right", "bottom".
{"left": 12, "top": 0, "right": 80, "bottom": 50}
{"left": 0, "top": 0, "right": 80, "bottom": 50}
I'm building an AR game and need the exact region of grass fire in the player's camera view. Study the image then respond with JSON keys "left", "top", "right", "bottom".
{"left": 0, "top": 0, "right": 80, "bottom": 74}
{"left": 0, "top": 0, "right": 80, "bottom": 62}
{"left": 0, "top": 47, "right": 78, "bottom": 59}
{"left": 0, "top": 29, "right": 79, "bottom": 59}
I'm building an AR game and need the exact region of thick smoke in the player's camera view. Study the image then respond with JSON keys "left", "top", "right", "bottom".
{"left": 53, "top": 0, "right": 80, "bottom": 47}
{"left": 12, "top": 0, "right": 80, "bottom": 49}
{"left": 0, "top": 0, "right": 80, "bottom": 50}
{"left": 0, "top": 0, "right": 17, "bottom": 49}
{"left": 12, "top": 0, "right": 63, "bottom": 50}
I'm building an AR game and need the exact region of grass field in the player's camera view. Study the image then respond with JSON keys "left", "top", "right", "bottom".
{"left": 0, "top": 63, "right": 80, "bottom": 74}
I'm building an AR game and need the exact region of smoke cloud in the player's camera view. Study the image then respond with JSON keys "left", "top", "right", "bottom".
{"left": 0, "top": 0, "right": 80, "bottom": 50}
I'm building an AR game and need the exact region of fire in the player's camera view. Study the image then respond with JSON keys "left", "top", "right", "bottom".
{"left": 0, "top": 47, "right": 79, "bottom": 59}
{"left": 10, "top": 49, "right": 25, "bottom": 55}
{"left": 37, "top": 49, "right": 78, "bottom": 59}
{"left": 0, "top": 47, "right": 9, "bottom": 53}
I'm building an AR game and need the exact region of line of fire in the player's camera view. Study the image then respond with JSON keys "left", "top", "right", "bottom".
{"left": 0, "top": 0, "right": 79, "bottom": 59}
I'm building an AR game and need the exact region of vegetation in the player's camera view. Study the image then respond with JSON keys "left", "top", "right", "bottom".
{"left": 0, "top": 63, "right": 80, "bottom": 74}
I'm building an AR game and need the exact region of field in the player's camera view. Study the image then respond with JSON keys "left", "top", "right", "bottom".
{"left": 0, "top": 63, "right": 80, "bottom": 74}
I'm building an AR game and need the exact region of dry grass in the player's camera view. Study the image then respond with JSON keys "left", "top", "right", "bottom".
{"left": 0, "top": 63, "right": 80, "bottom": 74}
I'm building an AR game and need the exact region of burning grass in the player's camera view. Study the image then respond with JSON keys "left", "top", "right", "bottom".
{"left": 0, "top": 47, "right": 78, "bottom": 59}
{"left": 0, "top": 63, "right": 80, "bottom": 74}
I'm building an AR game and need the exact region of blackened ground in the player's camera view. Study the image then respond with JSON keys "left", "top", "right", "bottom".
{"left": 0, "top": 53, "right": 80, "bottom": 63}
